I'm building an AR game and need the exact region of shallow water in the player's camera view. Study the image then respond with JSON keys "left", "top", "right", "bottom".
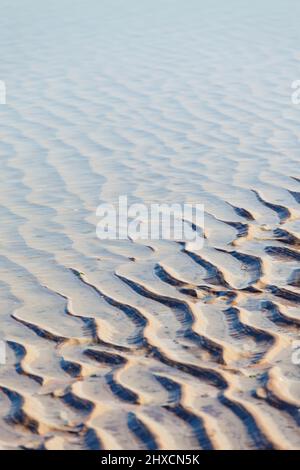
{"left": 0, "top": 0, "right": 299, "bottom": 449}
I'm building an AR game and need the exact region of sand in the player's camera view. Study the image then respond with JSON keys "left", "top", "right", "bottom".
{"left": 0, "top": 0, "right": 299, "bottom": 450}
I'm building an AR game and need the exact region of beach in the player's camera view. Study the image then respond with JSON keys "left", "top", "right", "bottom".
{"left": 0, "top": 0, "right": 299, "bottom": 450}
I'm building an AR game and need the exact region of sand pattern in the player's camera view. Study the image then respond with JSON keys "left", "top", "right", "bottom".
{"left": 0, "top": 0, "right": 299, "bottom": 449}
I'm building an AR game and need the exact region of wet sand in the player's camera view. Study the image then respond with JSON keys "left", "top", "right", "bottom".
{"left": 0, "top": 0, "right": 299, "bottom": 450}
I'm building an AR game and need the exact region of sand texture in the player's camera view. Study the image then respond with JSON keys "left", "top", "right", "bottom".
{"left": 0, "top": 0, "right": 299, "bottom": 450}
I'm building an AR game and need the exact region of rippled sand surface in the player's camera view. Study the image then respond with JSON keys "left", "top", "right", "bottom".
{"left": 0, "top": 0, "right": 300, "bottom": 450}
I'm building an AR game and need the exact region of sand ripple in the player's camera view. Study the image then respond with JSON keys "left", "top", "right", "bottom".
{"left": 0, "top": 0, "right": 299, "bottom": 450}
